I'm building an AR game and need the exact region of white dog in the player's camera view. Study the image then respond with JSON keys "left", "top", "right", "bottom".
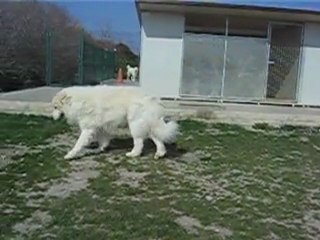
{"left": 126, "top": 65, "right": 139, "bottom": 82}
{"left": 51, "top": 85, "right": 178, "bottom": 160}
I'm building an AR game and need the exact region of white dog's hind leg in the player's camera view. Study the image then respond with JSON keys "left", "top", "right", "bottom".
{"left": 126, "top": 138, "right": 144, "bottom": 158}
{"left": 64, "top": 129, "right": 95, "bottom": 160}
{"left": 151, "top": 136, "right": 166, "bottom": 159}
{"left": 97, "top": 131, "right": 111, "bottom": 152}
{"left": 126, "top": 119, "right": 147, "bottom": 157}
{"left": 132, "top": 68, "right": 138, "bottom": 82}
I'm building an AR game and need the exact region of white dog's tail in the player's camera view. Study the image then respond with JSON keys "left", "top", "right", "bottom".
{"left": 151, "top": 117, "right": 179, "bottom": 143}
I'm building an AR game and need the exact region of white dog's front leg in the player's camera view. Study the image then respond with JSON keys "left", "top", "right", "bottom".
{"left": 64, "top": 129, "right": 95, "bottom": 160}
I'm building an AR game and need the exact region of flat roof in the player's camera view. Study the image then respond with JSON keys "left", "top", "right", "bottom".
{"left": 136, "top": 0, "right": 320, "bottom": 23}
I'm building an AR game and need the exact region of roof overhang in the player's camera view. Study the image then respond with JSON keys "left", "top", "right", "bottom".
{"left": 136, "top": 0, "right": 320, "bottom": 23}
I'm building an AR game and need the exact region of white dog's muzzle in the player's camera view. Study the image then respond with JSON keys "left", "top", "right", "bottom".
{"left": 52, "top": 109, "right": 63, "bottom": 120}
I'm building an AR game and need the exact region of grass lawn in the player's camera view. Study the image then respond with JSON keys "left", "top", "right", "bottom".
{"left": 0, "top": 113, "right": 319, "bottom": 240}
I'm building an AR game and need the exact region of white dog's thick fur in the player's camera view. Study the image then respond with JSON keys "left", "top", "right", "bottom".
{"left": 126, "top": 65, "right": 139, "bottom": 82}
{"left": 51, "top": 85, "right": 178, "bottom": 160}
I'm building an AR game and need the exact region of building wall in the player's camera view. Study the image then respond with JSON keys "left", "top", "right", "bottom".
{"left": 139, "top": 12, "right": 185, "bottom": 98}
{"left": 298, "top": 23, "right": 320, "bottom": 105}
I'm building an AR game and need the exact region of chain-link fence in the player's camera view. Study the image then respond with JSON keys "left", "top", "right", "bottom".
{"left": 45, "top": 29, "right": 80, "bottom": 86}
{"left": 266, "top": 24, "right": 303, "bottom": 101}
{"left": 45, "top": 29, "right": 117, "bottom": 86}
{"left": 80, "top": 36, "right": 116, "bottom": 85}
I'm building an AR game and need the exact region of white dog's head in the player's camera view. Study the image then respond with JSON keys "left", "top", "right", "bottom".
{"left": 51, "top": 90, "right": 71, "bottom": 120}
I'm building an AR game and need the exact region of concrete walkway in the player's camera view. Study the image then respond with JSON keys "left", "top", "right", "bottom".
{"left": 0, "top": 87, "right": 62, "bottom": 103}
{"left": 1, "top": 86, "right": 320, "bottom": 127}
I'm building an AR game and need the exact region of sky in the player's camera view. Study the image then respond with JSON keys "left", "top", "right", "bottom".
{"left": 56, "top": 0, "right": 140, "bottom": 53}
{"left": 54, "top": 0, "right": 320, "bottom": 54}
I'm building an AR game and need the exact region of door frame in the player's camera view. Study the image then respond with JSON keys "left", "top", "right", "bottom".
{"left": 266, "top": 21, "right": 304, "bottom": 102}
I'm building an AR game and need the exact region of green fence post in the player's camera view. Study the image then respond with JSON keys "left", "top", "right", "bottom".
{"left": 78, "top": 30, "right": 84, "bottom": 85}
{"left": 45, "top": 29, "right": 53, "bottom": 85}
{"left": 112, "top": 48, "right": 117, "bottom": 79}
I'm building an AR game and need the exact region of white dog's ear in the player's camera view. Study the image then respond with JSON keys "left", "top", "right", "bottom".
{"left": 60, "top": 94, "right": 71, "bottom": 105}
{"left": 53, "top": 91, "right": 72, "bottom": 108}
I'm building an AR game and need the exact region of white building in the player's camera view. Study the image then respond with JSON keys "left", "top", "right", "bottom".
{"left": 136, "top": 0, "right": 320, "bottom": 106}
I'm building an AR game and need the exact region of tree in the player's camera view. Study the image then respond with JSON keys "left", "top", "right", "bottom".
{"left": 0, "top": 0, "right": 84, "bottom": 91}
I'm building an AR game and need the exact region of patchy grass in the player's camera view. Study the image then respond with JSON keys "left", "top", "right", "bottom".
{"left": 0, "top": 113, "right": 69, "bottom": 146}
{"left": 0, "top": 114, "right": 320, "bottom": 239}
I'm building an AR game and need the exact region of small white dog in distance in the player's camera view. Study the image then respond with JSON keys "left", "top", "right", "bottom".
{"left": 126, "top": 65, "right": 139, "bottom": 82}
{"left": 51, "top": 85, "right": 179, "bottom": 160}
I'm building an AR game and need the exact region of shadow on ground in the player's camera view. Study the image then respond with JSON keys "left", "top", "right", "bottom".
{"left": 87, "top": 138, "right": 187, "bottom": 159}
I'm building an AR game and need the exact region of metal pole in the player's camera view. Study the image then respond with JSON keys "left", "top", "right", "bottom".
{"left": 45, "top": 29, "right": 53, "bottom": 86}
{"left": 264, "top": 22, "right": 272, "bottom": 100}
{"left": 78, "top": 30, "right": 84, "bottom": 85}
{"left": 221, "top": 17, "right": 229, "bottom": 99}
{"left": 113, "top": 48, "right": 117, "bottom": 80}
{"left": 295, "top": 24, "right": 305, "bottom": 103}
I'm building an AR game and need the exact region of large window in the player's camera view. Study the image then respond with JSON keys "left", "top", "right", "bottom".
{"left": 182, "top": 14, "right": 303, "bottom": 102}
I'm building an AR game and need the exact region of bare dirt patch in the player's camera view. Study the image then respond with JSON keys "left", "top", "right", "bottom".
{"left": 174, "top": 215, "right": 233, "bottom": 238}
{"left": 114, "top": 168, "right": 150, "bottom": 188}
{"left": 0, "top": 145, "right": 29, "bottom": 169}
{"left": 45, "top": 158, "right": 100, "bottom": 199}
{"left": 13, "top": 210, "right": 52, "bottom": 235}
{"left": 10, "top": 156, "right": 102, "bottom": 236}
{"left": 304, "top": 210, "right": 320, "bottom": 239}
{"left": 46, "top": 133, "right": 76, "bottom": 149}
{"left": 174, "top": 215, "right": 202, "bottom": 235}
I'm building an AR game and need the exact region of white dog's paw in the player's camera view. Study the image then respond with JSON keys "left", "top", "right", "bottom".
{"left": 64, "top": 152, "right": 77, "bottom": 160}
{"left": 99, "top": 143, "right": 110, "bottom": 152}
{"left": 154, "top": 151, "right": 166, "bottom": 160}
{"left": 125, "top": 151, "right": 141, "bottom": 158}
{"left": 99, "top": 146, "right": 107, "bottom": 152}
